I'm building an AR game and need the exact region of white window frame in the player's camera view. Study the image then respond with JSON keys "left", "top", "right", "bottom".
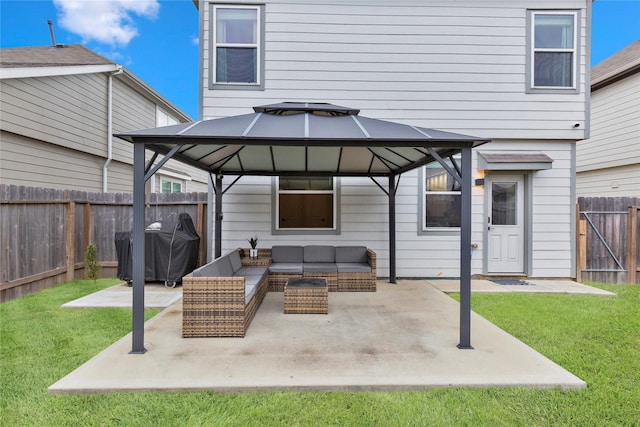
{"left": 160, "top": 177, "right": 183, "bottom": 193}
{"left": 210, "top": 4, "right": 264, "bottom": 90}
{"left": 527, "top": 10, "right": 580, "bottom": 93}
{"left": 274, "top": 177, "right": 338, "bottom": 232}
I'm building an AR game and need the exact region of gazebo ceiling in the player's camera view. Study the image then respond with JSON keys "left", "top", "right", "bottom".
{"left": 116, "top": 102, "right": 490, "bottom": 177}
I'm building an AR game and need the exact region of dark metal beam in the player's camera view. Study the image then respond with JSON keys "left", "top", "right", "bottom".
{"left": 458, "top": 146, "right": 473, "bottom": 350}
{"left": 130, "top": 143, "right": 146, "bottom": 354}
{"left": 389, "top": 174, "right": 397, "bottom": 284}
{"left": 144, "top": 144, "right": 182, "bottom": 182}
{"left": 214, "top": 174, "right": 223, "bottom": 259}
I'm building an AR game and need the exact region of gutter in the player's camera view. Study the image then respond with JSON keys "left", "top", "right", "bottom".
{"left": 104, "top": 64, "right": 124, "bottom": 192}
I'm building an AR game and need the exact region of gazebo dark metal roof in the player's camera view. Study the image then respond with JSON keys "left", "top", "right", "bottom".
{"left": 116, "top": 102, "right": 488, "bottom": 178}
{"left": 116, "top": 102, "right": 490, "bottom": 355}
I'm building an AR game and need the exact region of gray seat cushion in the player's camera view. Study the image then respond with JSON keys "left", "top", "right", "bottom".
{"left": 304, "top": 245, "right": 336, "bottom": 263}
{"left": 271, "top": 246, "right": 304, "bottom": 263}
{"left": 235, "top": 266, "right": 268, "bottom": 286}
{"left": 268, "top": 263, "right": 303, "bottom": 274}
{"left": 303, "top": 262, "right": 338, "bottom": 273}
{"left": 336, "top": 263, "right": 372, "bottom": 273}
{"left": 242, "top": 273, "right": 266, "bottom": 288}
{"left": 235, "top": 266, "right": 268, "bottom": 277}
{"left": 335, "top": 246, "right": 368, "bottom": 263}
{"left": 244, "top": 284, "right": 257, "bottom": 304}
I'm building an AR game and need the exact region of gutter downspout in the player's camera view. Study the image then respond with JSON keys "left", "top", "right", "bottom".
{"left": 104, "top": 65, "right": 124, "bottom": 192}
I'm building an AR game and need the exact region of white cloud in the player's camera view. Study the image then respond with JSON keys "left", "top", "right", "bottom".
{"left": 53, "top": 0, "right": 160, "bottom": 46}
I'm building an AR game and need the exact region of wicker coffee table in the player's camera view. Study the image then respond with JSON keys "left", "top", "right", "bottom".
{"left": 284, "top": 277, "right": 328, "bottom": 314}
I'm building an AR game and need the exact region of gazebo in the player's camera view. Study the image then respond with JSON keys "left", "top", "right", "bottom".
{"left": 116, "top": 102, "right": 490, "bottom": 354}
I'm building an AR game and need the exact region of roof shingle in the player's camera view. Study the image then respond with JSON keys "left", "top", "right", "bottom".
{"left": 0, "top": 44, "right": 114, "bottom": 68}
{"left": 591, "top": 39, "right": 640, "bottom": 82}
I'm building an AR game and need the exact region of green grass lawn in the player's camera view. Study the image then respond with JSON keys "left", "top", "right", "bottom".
{"left": 1, "top": 280, "right": 639, "bottom": 426}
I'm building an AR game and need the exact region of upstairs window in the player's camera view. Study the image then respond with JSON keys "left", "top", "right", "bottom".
{"left": 276, "top": 177, "right": 336, "bottom": 230}
{"left": 211, "top": 5, "right": 263, "bottom": 88}
{"left": 528, "top": 11, "right": 579, "bottom": 92}
{"left": 423, "top": 156, "right": 461, "bottom": 230}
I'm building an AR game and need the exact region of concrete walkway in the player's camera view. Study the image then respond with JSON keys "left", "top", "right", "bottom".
{"left": 49, "top": 280, "right": 596, "bottom": 394}
{"left": 429, "top": 279, "right": 616, "bottom": 296}
{"left": 62, "top": 282, "right": 182, "bottom": 309}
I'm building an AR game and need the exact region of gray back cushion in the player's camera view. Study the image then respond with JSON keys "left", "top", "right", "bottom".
{"left": 191, "top": 263, "right": 213, "bottom": 277}
{"left": 193, "top": 256, "right": 234, "bottom": 277}
{"left": 335, "top": 246, "right": 368, "bottom": 263}
{"left": 304, "top": 245, "right": 336, "bottom": 263}
{"left": 271, "top": 246, "right": 304, "bottom": 263}
{"left": 216, "top": 256, "right": 234, "bottom": 277}
{"left": 227, "top": 250, "right": 242, "bottom": 273}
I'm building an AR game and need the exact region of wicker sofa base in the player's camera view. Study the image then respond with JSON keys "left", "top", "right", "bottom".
{"left": 337, "top": 272, "right": 376, "bottom": 292}
{"left": 268, "top": 272, "right": 302, "bottom": 292}
{"left": 284, "top": 278, "right": 328, "bottom": 314}
{"left": 182, "top": 275, "right": 268, "bottom": 338}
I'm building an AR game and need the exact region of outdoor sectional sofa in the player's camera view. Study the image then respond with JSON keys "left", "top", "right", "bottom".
{"left": 267, "top": 245, "right": 377, "bottom": 293}
{"left": 182, "top": 245, "right": 376, "bottom": 337}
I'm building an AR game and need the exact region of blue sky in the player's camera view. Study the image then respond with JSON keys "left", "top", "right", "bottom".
{"left": 1, "top": 0, "right": 639, "bottom": 121}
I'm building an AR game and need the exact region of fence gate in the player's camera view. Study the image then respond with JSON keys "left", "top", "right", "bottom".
{"left": 577, "top": 197, "right": 639, "bottom": 284}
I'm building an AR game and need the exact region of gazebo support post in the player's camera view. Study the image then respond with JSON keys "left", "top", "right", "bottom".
{"left": 389, "top": 174, "right": 397, "bottom": 284}
{"left": 130, "top": 143, "right": 146, "bottom": 354}
{"left": 206, "top": 173, "right": 214, "bottom": 262}
{"left": 458, "top": 146, "right": 473, "bottom": 349}
{"left": 214, "top": 173, "right": 223, "bottom": 259}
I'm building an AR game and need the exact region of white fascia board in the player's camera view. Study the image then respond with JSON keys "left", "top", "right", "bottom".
{"left": 0, "top": 64, "right": 120, "bottom": 79}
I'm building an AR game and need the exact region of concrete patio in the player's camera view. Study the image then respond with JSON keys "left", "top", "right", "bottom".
{"left": 48, "top": 279, "right": 609, "bottom": 394}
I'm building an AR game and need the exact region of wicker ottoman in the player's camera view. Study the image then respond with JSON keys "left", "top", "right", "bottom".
{"left": 284, "top": 277, "right": 328, "bottom": 314}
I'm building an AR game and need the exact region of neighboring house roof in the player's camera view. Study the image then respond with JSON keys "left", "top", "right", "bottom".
{"left": 591, "top": 39, "right": 640, "bottom": 91}
{"left": 0, "top": 44, "right": 113, "bottom": 68}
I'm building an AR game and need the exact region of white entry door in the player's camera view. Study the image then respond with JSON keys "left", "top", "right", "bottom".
{"left": 487, "top": 175, "right": 525, "bottom": 274}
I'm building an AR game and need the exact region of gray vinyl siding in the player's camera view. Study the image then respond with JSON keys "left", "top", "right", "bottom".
{"left": 111, "top": 78, "right": 157, "bottom": 164}
{"left": 201, "top": 0, "right": 587, "bottom": 278}
{"left": 202, "top": 0, "right": 589, "bottom": 141}
{"left": 1, "top": 71, "right": 209, "bottom": 193}
{"left": 1, "top": 131, "right": 107, "bottom": 191}
{"left": 576, "top": 74, "right": 640, "bottom": 196}
{"left": 0, "top": 74, "right": 108, "bottom": 157}
{"left": 577, "top": 165, "right": 640, "bottom": 197}
{"left": 217, "top": 140, "right": 574, "bottom": 278}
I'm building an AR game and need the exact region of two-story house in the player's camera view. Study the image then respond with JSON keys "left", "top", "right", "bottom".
{"left": 577, "top": 39, "right": 640, "bottom": 197}
{"left": 194, "top": 0, "right": 590, "bottom": 280}
{"left": 0, "top": 44, "right": 208, "bottom": 194}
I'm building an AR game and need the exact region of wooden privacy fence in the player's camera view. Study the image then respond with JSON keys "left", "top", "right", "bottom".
{"left": 0, "top": 185, "right": 208, "bottom": 302}
{"left": 576, "top": 197, "right": 639, "bottom": 284}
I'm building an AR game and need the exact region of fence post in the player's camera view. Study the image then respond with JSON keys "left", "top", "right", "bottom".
{"left": 196, "top": 202, "right": 205, "bottom": 266}
{"left": 83, "top": 203, "right": 92, "bottom": 250}
{"left": 627, "top": 206, "right": 638, "bottom": 284}
{"left": 576, "top": 203, "right": 586, "bottom": 282}
{"left": 65, "top": 201, "right": 76, "bottom": 282}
